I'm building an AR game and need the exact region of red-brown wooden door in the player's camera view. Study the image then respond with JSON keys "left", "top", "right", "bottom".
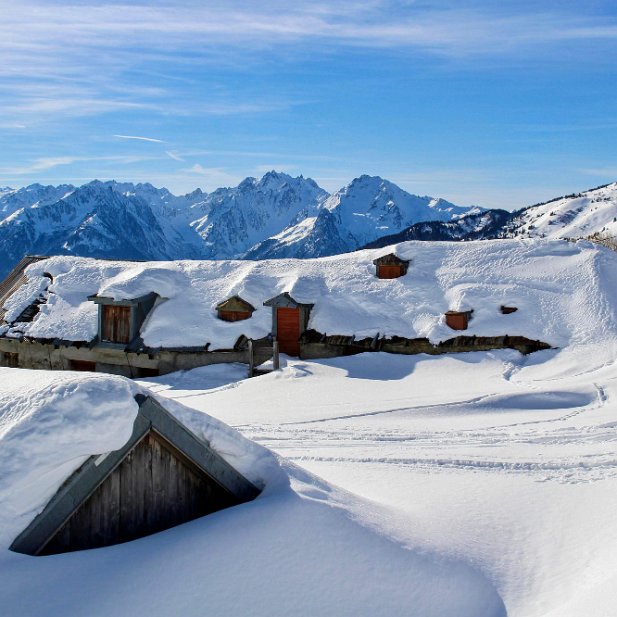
{"left": 276, "top": 307, "right": 301, "bottom": 356}
{"left": 102, "top": 305, "right": 131, "bottom": 343}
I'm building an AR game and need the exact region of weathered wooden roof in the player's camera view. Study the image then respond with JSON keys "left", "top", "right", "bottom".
{"left": 372, "top": 253, "right": 410, "bottom": 267}
{"left": 263, "top": 292, "right": 314, "bottom": 309}
{"left": 10, "top": 394, "right": 261, "bottom": 556}
{"left": 215, "top": 295, "right": 256, "bottom": 313}
{"left": 0, "top": 255, "right": 49, "bottom": 325}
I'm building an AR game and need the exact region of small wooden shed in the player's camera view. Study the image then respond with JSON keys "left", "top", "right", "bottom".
{"left": 215, "top": 295, "right": 256, "bottom": 322}
{"left": 445, "top": 309, "right": 474, "bottom": 331}
{"left": 372, "top": 254, "right": 410, "bottom": 279}
{"left": 263, "top": 292, "right": 313, "bottom": 357}
{"left": 10, "top": 395, "right": 260, "bottom": 556}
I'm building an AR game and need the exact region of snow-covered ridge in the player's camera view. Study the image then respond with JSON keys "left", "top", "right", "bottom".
{"left": 4, "top": 238, "right": 617, "bottom": 352}
{"left": 511, "top": 181, "right": 617, "bottom": 239}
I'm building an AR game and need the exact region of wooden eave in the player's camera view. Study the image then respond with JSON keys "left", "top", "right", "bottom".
{"left": 10, "top": 394, "right": 261, "bottom": 556}
{"left": 263, "top": 292, "right": 314, "bottom": 310}
{"left": 88, "top": 292, "right": 159, "bottom": 307}
{"left": 372, "top": 253, "right": 410, "bottom": 267}
{"left": 215, "top": 295, "right": 256, "bottom": 313}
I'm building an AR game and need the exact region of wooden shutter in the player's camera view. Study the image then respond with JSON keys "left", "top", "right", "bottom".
{"left": 101, "top": 305, "right": 131, "bottom": 343}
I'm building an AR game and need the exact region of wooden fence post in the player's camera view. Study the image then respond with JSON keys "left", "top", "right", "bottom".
{"left": 248, "top": 339, "right": 254, "bottom": 378}
{"left": 273, "top": 340, "right": 280, "bottom": 370}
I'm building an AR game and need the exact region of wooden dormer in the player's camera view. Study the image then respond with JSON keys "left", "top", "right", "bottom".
{"left": 88, "top": 292, "right": 158, "bottom": 346}
{"left": 372, "top": 254, "right": 410, "bottom": 279}
{"left": 215, "top": 295, "right": 256, "bottom": 322}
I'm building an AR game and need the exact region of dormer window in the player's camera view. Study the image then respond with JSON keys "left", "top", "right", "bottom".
{"left": 372, "top": 254, "right": 410, "bottom": 279}
{"left": 215, "top": 295, "right": 256, "bottom": 322}
{"left": 88, "top": 292, "right": 158, "bottom": 346}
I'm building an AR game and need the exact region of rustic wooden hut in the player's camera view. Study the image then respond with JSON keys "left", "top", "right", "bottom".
{"left": 372, "top": 253, "right": 410, "bottom": 279}
{"left": 10, "top": 394, "right": 260, "bottom": 556}
{"left": 445, "top": 309, "right": 474, "bottom": 331}
{"left": 215, "top": 295, "right": 256, "bottom": 322}
{"left": 263, "top": 292, "right": 313, "bottom": 356}
{"left": 88, "top": 292, "right": 159, "bottom": 345}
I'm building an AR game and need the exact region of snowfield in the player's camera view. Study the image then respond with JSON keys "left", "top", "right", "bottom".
{"left": 0, "top": 368, "right": 505, "bottom": 617}
{"left": 3, "top": 237, "right": 617, "bottom": 616}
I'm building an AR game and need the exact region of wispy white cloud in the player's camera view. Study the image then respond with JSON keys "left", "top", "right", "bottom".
{"left": 114, "top": 134, "right": 165, "bottom": 143}
{"left": 2, "top": 2, "right": 614, "bottom": 125}
{"left": 185, "top": 164, "right": 240, "bottom": 189}
{"left": 165, "top": 150, "right": 184, "bottom": 162}
{"left": 0, "top": 154, "right": 159, "bottom": 176}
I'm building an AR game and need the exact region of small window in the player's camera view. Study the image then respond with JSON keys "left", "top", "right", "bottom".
{"left": 4, "top": 352, "right": 19, "bottom": 368}
{"left": 101, "top": 305, "right": 131, "bottom": 344}
{"left": 69, "top": 360, "right": 97, "bottom": 372}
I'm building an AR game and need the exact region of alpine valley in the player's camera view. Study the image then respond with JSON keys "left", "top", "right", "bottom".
{"left": 1, "top": 171, "right": 616, "bottom": 279}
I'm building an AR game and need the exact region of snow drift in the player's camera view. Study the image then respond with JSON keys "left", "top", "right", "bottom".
{"left": 4, "top": 238, "right": 617, "bottom": 353}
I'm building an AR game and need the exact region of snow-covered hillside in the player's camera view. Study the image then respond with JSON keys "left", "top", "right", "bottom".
{"left": 0, "top": 173, "right": 476, "bottom": 279}
{"left": 509, "top": 181, "right": 617, "bottom": 240}
{"left": 3, "top": 238, "right": 611, "bottom": 351}
{"left": 368, "top": 182, "right": 617, "bottom": 246}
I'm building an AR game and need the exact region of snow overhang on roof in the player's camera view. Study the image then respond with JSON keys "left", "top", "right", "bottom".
{"left": 88, "top": 292, "right": 159, "bottom": 306}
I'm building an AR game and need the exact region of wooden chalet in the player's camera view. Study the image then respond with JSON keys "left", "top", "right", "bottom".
{"left": 11, "top": 394, "right": 260, "bottom": 556}
{"left": 372, "top": 253, "right": 410, "bottom": 279}
{"left": 215, "top": 295, "right": 256, "bottom": 322}
{"left": 263, "top": 292, "right": 313, "bottom": 356}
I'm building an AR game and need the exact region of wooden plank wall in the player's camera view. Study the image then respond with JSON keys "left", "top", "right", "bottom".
{"left": 40, "top": 431, "right": 238, "bottom": 554}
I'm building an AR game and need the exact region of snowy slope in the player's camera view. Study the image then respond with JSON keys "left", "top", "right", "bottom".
{"left": 146, "top": 333, "right": 617, "bottom": 616}
{"left": 367, "top": 182, "right": 617, "bottom": 246}
{"left": 247, "top": 175, "right": 476, "bottom": 258}
{"left": 4, "top": 238, "right": 614, "bottom": 351}
{"left": 0, "top": 367, "right": 505, "bottom": 617}
{"left": 509, "top": 181, "right": 617, "bottom": 240}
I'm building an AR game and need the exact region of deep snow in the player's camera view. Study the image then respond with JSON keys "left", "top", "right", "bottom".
{"left": 3, "top": 238, "right": 615, "bottom": 352}
{"left": 4, "top": 237, "right": 617, "bottom": 616}
{"left": 0, "top": 367, "right": 504, "bottom": 617}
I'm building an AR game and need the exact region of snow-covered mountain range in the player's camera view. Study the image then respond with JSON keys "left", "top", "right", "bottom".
{"left": 2, "top": 173, "right": 616, "bottom": 280}
{"left": 0, "top": 172, "right": 477, "bottom": 278}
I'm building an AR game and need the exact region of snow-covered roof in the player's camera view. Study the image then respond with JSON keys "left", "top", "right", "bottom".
{"left": 0, "top": 368, "right": 280, "bottom": 550}
{"left": 1, "top": 238, "right": 616, "bottom": 349}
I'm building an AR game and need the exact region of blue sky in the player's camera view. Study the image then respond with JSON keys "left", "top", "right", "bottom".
{"left": 1, "top": 0, "right": 617, "bottom": 209}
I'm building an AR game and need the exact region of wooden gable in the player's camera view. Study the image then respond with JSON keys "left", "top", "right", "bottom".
{"left": 11, "top": 395, "right": 260, "bottom": 556}
{"left": 215, "top": 295, "right": 256, "bottom": 322}
{"left": 39, "top": 430, "right": 237, "bottom": 555}
{"left": 372, "top": 253, "right": 410, "bottom": 279}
